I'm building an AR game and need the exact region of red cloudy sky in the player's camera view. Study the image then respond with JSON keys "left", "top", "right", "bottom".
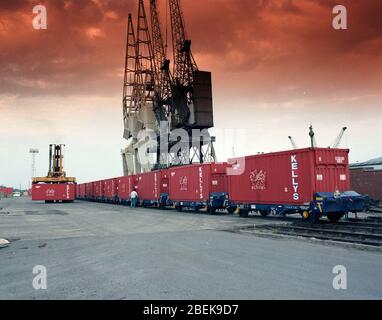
{"left": 1, "top": 0, "right": 381, "bottom": 187}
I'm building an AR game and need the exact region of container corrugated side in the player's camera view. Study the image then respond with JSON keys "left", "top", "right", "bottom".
{"left": 228, "top": 148, "right": 350, "bottom": 206}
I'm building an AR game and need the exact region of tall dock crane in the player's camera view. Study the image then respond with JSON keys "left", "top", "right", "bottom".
{"left": 121, "top": 0, "right": 216, "bottom": 175}
{"left": 122, "top": 1, "right": 157, "bottom": 174}
{"left": 150, "top": 0, "right": 173, "bottom": 124}
{"left": 168, "top": 0, "right": 215, "bottom": 165}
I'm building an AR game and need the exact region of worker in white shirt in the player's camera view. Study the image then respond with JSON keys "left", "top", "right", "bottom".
{"left": 130, "top": 188, "right": 138, "bottom": 208}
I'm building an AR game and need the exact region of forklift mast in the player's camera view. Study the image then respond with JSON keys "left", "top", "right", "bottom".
{"left": 48, "top": 144, "right": 65, "bottom": 178}
{"left": 33, "top": 144, "right": 76, "bottom": 184}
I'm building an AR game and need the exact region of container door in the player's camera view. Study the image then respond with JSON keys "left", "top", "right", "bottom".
{"left": 211, "top": 174, "right": 228, "bottom": 193}
{"left": 161, "top": 177, "right": 169, "bottom": 194}
{"left": 315, "top": 166, "right": 349, "bottom": 193}
{"left": 314, "top": 149, "right": 350, "bottom": 193}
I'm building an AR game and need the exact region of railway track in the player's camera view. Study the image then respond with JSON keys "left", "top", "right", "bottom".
{"left": 240, "top": 218, "right": 382, "bottom": 247}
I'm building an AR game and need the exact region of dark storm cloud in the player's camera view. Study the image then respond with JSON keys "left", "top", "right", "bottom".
{"left": 0, "top": 0, "right": 381, "bottom": 101}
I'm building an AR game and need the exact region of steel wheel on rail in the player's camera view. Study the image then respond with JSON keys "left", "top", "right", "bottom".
{"left": 238, "top": 209, "right": 249, "bottom": 218}
{"left": 207, "top": 206, "right": 216, "bottom": 215}
{"left": 327, "top": 212, "right": 343, "bottom": 223}
{"left": 302, "top": 211, "right": 320, "bottom": 223}
{"left": 227, "top": 207, "right": 237, "bottom": 215}
{"left": 259, "top": 210, "right": 269, "bottom": 217}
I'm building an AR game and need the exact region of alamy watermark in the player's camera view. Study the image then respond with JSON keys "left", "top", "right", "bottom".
{"left": 32, "top": 265, "right": 47, "bottom": 290}
{"left": 32, "top": 5, "right": 47, "bottom": 30}
{"left": 31, "top": 4, "right": 347, "bottom": 31}
{"left": 127, "top": 121, "right": 247, "bottom": 175}
{"left": 332, "top": 265, "right": 347, "bottom": 290}
{"left": 332, "top": 5, "right": 348, "bottom": 30}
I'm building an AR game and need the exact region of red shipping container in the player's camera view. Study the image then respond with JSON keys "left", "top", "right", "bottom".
{"left": 168, "top": 163, "right": 228, "bottom": 202}
{"left": 0, "top": 187, "right": 14, "bottom": 197}
{"left": 6, "top": 187, "right": 13, "bottom": 196}
{"left": 134, "top": 170, "right": 169, "bottom": 201}
{"left": 80, "top": 184, "right": 86, "bottom": 198}
{"left": 350, "top": 168, "right": 382, "bottom": 201}
{"left": 117, "top": 175, "right": 135, "bottom": 201}
{"left": 228, "top": 148, "right": 350, "bottom": 205}
{"left": 103, "top": 178, "right": 118, "bottom": 200}
{"left": 85, "top": 182, "right": 93, "bottom": 198}
{"left": 93, "top": 181, "right": 104, "bottom": 199}
{"left": 76, "top": 183, "right": 86, "bottom": 198}
{"left": 32, "top": 183, "right": 75, "bottom": 201}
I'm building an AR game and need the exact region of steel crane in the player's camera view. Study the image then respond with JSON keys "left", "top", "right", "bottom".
{"left": 121, "top": 0, "right": 157, "bottom": 175}
{"left": 288, "top": 136, "right": 298, "bottom": 149}
{"left": 309, "top": 125, "right": 317, "bottom": 148}
{"left": 168, "top": 0, "right": 215, "bottom": 164}
{"left": 150, "top": 0, "right": 173, "bottom": 124}
{"left": 122, "top": 14, "right": 138, "bottom": 140}
{"left": 168, "top": 0, "right": 197, "bottom": 127}
{"left": 122, "top": 0, "right": 216, "bottom": 174}
{"left": 330, "top": 127, "right": 347, "bottom": 148}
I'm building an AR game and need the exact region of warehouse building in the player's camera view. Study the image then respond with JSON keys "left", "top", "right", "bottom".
{"left": 350, "top": 157, "right": 382, "bottom": 202}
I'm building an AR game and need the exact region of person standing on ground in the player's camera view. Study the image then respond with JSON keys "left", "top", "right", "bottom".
{"left": 130, "top": 188, "right": 138, "bottom": 208}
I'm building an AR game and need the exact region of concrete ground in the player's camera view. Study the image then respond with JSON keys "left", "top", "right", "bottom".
{"left": 0, "top": 197, "right": 381, "bottom": 300}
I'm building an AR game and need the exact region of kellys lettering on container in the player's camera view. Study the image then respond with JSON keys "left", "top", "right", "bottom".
{"left": 291, "top": 155, "right": 299, "bottom": 200}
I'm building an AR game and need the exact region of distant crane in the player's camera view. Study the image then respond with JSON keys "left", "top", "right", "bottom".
{"left": 288, "top": 136, "right": 298, "bottom": 149}
{"left": 288, "top": 125, "right": 347, "bottom": 151}
{"left": 309, "top": 125, "right": 317, "bottom": 148}
{"left": 29, "top": 148, "right": 39, "bottom": 186}
{"left": 330, "top": 127, "right": 347, "bottom": 148}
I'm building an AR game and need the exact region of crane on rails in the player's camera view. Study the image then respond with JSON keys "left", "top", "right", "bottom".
{"left": 121, "top": 0, "right": 216, "bottom": 175}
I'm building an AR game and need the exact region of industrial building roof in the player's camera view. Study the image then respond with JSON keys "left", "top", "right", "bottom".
{"left": 350, "top": 156, "right": 382, "bottom": 170}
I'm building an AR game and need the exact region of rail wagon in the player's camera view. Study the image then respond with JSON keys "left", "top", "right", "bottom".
{"left": 84, "top": 182, "right": 94, "bottom": 200}
{"left": 227, "top": 148, "right": 365, "bottom": 222}
{"left": 134, "top": 170, "right": 170, "bottom": 208}
{"left": 103, "top": 178, "right": 118, "bottom": 203}
{"left": 76, "top": 183, "right": 86, "bottom": 199}
{"left": 93, "top": 180, "right": 104, "bottom": 202}
{"left": 0, "top": 187, "right": 14, "bottom": 198}
{"left": 168, "top": 163, "right": 229, "bottom": 213}
{"left": 117, "top": 175, "right": 135, "bottom": 205}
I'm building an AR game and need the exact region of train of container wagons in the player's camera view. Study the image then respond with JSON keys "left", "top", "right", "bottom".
{"left": 76, "top": 148, "right": 365, "bottom": 223}
{"left": 0, "top": 186, "right": 14, "bottom": 198}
